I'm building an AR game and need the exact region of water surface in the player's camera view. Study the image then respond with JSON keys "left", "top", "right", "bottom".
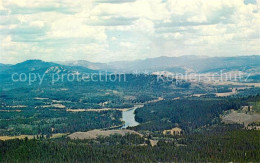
{"left": 121, "top": 105, "right": 143, "bottom": 129}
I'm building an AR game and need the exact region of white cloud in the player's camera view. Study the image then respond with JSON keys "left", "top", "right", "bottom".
{"left": 120, "top": 41, "right": 134, "bottom": 48}
{"left": 0, "top": 0, "right": 5, "bottom": 10}
{"left": 30, "top": 21, "right": 44, "bottom": 28}
{"left": 91, "top": 0, "right": 169, "bottom": 20}
{"left": 133, "top": 18, "right": 154, "bottom": 34}
{"left": 47, "top": 16, "right": 107, "bottom": 41}
{"left": 1, "top": 35, "right": 12, "bottom": 47}
{"left": 0, "top": 0, "right": 259, "bottom": 63}
{"left": 111, "top": 36, "right": 117, "bottom": 40}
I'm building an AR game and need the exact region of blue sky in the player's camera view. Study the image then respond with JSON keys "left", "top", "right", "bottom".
{"left": 0, "top": 0, "right": 259, "bottom": 64}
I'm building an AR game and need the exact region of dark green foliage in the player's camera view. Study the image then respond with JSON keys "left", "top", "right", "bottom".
{"left": 0, "top": 109, "right": 122, "bottom": 136}
{"left": 135, "top": 98, "right": 246, "bottom": 131}
{"left": 0, "top": 128, "right": 259, "bottom": 162}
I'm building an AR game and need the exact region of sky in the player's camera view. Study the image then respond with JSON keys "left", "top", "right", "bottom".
{"left": 0, "top": 0, "right": 260, "bottom": 64}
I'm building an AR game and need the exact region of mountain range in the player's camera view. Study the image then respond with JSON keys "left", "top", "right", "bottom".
{"left": 62, "top": 55, "right": 260, "bottom": 73}
{"left": 0, "top": 60, "right": 97, "bottom": 75}
{"left": 0, "top": 55, "right": 260, "bottom": 75}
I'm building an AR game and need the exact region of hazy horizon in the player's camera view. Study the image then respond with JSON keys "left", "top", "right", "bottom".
{"left": 1, "top": 0, "right": 260, "bottom": 64}
{"left": 1, "top": 54, "right": 260, "bottom": 65}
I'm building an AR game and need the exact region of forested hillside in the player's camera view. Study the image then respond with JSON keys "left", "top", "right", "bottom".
{"left": 0, "top": 126, "right": 259, "bottom": 162}
{"left": 135, "top": 98, "right": 247, "bottom": 131}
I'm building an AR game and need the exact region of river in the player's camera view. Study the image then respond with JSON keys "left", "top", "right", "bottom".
{"left": 121, "top": 105, "right": 143, "bottom": 129}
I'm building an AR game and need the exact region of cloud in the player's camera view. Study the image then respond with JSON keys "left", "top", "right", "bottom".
{"left": 244, "top": 0, "right": 257, "bottom": 4}
{"left": 86, "top": 16, "right": 137, "bottom": 26}
{"left": 0, "top": 0, "right": 259, "bottom": 64}
{"left": 95, "top": 0, "right": 136, "bottom": 4}
{"left": 120, "top": 41, "right": 134, "bottom": 48}
{"left": 91, "top": 0, "right": 169, "bottom": 20}
{"left": 0, "top": 15, "right": 19, "bottom": 25}
{"left": 46, "top": 16, "right": 107, "bottom": 41}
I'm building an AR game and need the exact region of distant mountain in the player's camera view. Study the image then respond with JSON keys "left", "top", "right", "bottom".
{"left": 64, "top": 55, "right": 260, "bottom": 73}
{"left": 1, "top": 55, "right": 260, "bottom": 75}
{"left": 0, "top": 63, "right": 10, "bottom": 72}
{"left": 0, "top": 60, "right": 97, "bottom": 74}
{"left": 109, "top": 55, "right": 260, "bottom": 73}
{"left": 61, "top": 60, "right": 109, "bottom": 71}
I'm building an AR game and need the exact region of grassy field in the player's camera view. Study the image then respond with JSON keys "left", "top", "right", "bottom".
{"left": 0, "top": 133, "right": 68, "bottom": 141}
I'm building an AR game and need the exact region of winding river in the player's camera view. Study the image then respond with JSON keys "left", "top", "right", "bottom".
{"left": 121, "top": 105, "right": 143, "bottom": 129}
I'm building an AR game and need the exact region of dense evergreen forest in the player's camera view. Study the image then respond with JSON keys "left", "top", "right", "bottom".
{"left": 0, "top": 125, "right": 259, "bottom": 162}
{"left": 0, "top": 109, "right": 122, "bottom": 136}
{"left": 134, "top": 97, "right": 247, "bottom": 131}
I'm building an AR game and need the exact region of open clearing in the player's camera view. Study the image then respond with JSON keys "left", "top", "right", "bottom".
{"left": 0, "top": 110, "right": 21, "bottom": 112}
{"left": 42, "top": 104, "right": 66, "bottom": 108}
{"left": 0, "top": 133, "right": 68, "bottom": 141}
{"left": 147, "top": 97, "right": 164, "bottom": 103}
{"left": 206, "top": 81, "right": 260, "bottom": 87}
{"left": 222, "top": 110, "right": 260, "bottom": 126}
{"left": 67, "top": 108, "right": 129, "bottom": 112}
{"left": 67, "top": 105, "right": 144, "bottom": 112}
{"left": 0, "top": 135, "right": 34, "bottom": 141}
{"left": 68, "top": 129, "right": 143, "bottom": 140}
{"left": 215, "top": 88, "right": 237, "bottom": 97}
